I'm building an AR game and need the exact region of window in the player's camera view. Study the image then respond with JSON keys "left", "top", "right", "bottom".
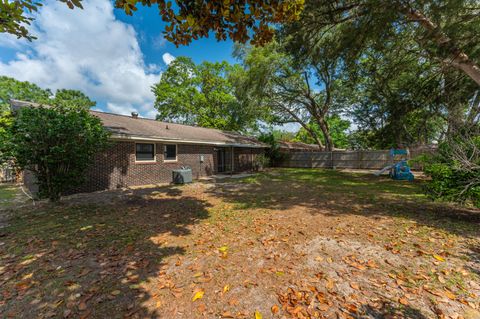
{"left": 164, "top": 144, "right": 177, "bottom": 161}
{"left": 135, "top": 143, "right": 155, "bottom": 162}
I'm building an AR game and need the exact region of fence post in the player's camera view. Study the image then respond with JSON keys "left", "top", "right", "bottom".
{"left": 358, "top": 150, "right": 363, "bottom": 169}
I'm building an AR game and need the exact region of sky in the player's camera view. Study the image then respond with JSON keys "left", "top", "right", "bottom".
{"left": 0, "top": 0, "right": 237, "bottom": 119}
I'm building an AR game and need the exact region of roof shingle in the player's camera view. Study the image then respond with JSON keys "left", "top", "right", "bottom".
{"left": 10, "top": 100, "right": 266, "bottom": 147}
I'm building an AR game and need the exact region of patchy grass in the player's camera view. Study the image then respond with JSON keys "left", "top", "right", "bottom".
{"left": 0, "top": 168, "right": 479, "bottom": 319}
{"left": 0, "top": 184, "right": 18, "bottom": 198}
{"left": 0, "top": 183, "right": 29, "bottom": 210}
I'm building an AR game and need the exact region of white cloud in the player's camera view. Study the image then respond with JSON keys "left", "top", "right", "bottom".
{"left": 0, "top": 0, "right": 161, "bottom": 118}
{"left": 152, "top": 34, "right": 167, "bottom": 49}
{"left": 162, "top": 52, "right": 176, "bottom": 65}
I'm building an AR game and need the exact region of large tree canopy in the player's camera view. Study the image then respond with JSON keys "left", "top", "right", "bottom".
{"left": 294, "top": 115, "right": 351, "bottom": 149}
{"left": 0, "top": 76, "right": 98, "bottom": 164}
{"left": 0, "top": 76, "right": 51, "bottom": 112}
{"left": 284, "top": 0, "right": 480, "bottom": 86}
{"left": 2, "top": 0, "right": 303, "bottom": 45}
{"left": 115, "top": 0, "right": 304, "bottom": 45}
{"left": 8, "top": 105, "right": 109, "bottom": 201}
{"left": 0, "top": 0, "right": 83, "bottom": 40}
{"left": 0, "top": 76, "right": 107, "bottom": 201}
{"left": 153, "top": 57, "right": 261, "bottom": 132}
{"left": 5, "top": 1, "right": 479, "bottom": 87}
{"left": 234, "top": 42, "right": 346, "bottom": 150}
{"left": 0, "top": 76, "right": 96, "bottom": 112}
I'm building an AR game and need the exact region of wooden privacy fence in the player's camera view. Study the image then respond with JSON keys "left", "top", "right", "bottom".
{"left": 0, "top": 164, "right": 16, "bottom": 183}
{"left": 278, "top": 149, "right": 429, "bottom": 170}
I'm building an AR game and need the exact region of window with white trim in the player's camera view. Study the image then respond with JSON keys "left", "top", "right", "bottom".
{"left": 164, "top": 144, "right": 177, "bottom": 161}
{"left": 135, "top": 143, "right": 155, "bottom": 161}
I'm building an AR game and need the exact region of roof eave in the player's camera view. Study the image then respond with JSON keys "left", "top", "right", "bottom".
{"left": 110, "top": 133, "right": 269, "bottom": 148}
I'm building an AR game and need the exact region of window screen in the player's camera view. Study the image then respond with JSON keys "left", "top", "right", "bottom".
{"left": 136, "top": 143, "right": 155, "bottom": 161}
{"left": 164, "top": 144, "right": 177, "bottom": 161}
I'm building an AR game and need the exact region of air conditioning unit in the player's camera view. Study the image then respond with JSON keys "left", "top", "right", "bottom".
{"left": 172, "top": 167, "right": 192, "bottom": 184}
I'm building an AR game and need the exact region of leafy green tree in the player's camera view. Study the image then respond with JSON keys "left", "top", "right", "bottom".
{"left": 51, "top": 89, "right": 96, "bottom": 111}
{"left": 3, "top": 0, "right": 303, "bottom": 45}
{"left": 115, "top": 0, "right": 304, "bottom": 46}
{"left": 257, "top": 131, "right": 287, "bottom": 166}
{"left": 0, "top": 76, "right": 106, "bottom": 201}
{"left": 0, "top": 0, "right": 83, "bottom": 40}
{"left": 341, "top": 37, "right": 449, "bottom": 148}
{"left": 8, "top": 105, "right": 109, "bottom": 201}
{"left": 0, "top": 76, "right": 51, "bottom": 163}
{"left": 153, "top": 56, "right": 261, "bottom": 132}
{"left": 0, "top": 76, "right": 51, "bottom": 112}
{"left": 284, "top": 0, "right": 480, "bottom": 87}
{"left": 294, "top": 115, "right": 351, "bottom": 149}
{"left": 423, "top": 128, "right": 479, "bottom": 207}
{"left": 235, "top": 42, "right": 346, "bottom": 150}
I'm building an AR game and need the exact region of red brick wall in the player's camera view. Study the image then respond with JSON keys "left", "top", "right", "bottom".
{"left": 70, "top": 141, "right": 264, "bottom": 194}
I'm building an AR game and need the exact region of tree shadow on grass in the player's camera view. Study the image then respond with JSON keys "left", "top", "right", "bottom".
{"left": 205, "top": 168, "right": 480, "bottom": 272}
{"left": 205, "top": 169, "right": 480, "bottom": 237}
{"left": 0, "top": 185, "right": 210, "bottom": 318}
{"left": 465, "top": 242, "right": 480, "bottom": 276}
{"left": 359, "top": 301, "right": 428, "bottom": 319}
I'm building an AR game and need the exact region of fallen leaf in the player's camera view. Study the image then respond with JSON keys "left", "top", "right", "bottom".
{"left": 78, "top": 302, "right": 87, "bottom": 311}
{"left": 399, "top": 297, "right": 409, "bottom": 305}
{"left": 319, "top": 303, "right": 329, "bottom": 311}
{"left": 433, "top": 255, "right": 445, "bottom": 262}
{"left": 111, "top": 290, "right": 121, "bottom": 296}
{"left": 271, "top": 305, "right": 279, "bottom": 314}
{"left": 197, "top": 303, "right": 206, "bottom": 312}
{"left": 192, "top": 290, "right": 204, "bottom": 302}
{"left": 350, "top": 283, "right": 360, "bottom": 290}
{"left": 223, "top": 285, "right": 230, "bottom": 293}
{"left": 219, "top": 246, "right": 228, "bottom": 253}
{"left": 444, "top": 290, "right": 456, "bottom": 300}
{"left": 254, "top": 310, "right": 262, "bottom": 319}
{"left": 345, "top": 304, "right": 358, "bottom": 314}
{"left": 326, "top": 278, "right": 335, "bottom": 291}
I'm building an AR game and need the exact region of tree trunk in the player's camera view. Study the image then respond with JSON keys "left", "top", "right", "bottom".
{"left": 312, "top": 134, "right": 325, "bottom": 150}
{"left": 404, "top": 8, "right": 480, "bottom": 87}
{"left": 317, "top": 119, "right": 333, "bottom": 151}
{"left": 299, "top": 122, "right": 325, "bottom": 150}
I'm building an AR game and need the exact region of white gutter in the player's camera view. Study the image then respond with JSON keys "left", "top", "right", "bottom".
{"left": 110, "top": 133, "right": 268, "bottom": 148}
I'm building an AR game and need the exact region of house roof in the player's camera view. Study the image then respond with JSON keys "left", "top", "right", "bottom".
{"left": 278, "top": 141, "right": 321, "bottom": 151}
{"left": 10, "top": 100, "right": 267, "bottom": 148}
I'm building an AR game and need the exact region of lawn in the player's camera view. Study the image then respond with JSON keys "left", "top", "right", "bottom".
{"left": 0, "top": 168, "right": 479, "bottom": 319}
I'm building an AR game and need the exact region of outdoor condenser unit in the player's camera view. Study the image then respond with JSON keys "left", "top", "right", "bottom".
{"left": 172, "top": 167, "right": 193, "bottom": 184}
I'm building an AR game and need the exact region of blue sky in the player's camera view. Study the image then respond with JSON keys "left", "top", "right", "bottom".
{"left": 115, "top": 5, "right": 237, "bottom": 67}
{"left": 0, "top": 0, "right": 238, "bottom": 118}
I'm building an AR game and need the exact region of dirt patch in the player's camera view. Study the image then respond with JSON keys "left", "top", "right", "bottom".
{"left": 0, "top": 169, "right": 479, "bottom": 319}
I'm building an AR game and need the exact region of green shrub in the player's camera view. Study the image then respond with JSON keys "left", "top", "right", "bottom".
{"left": 8, "top": 106, "right": 110, "bottom": 201}
{"left": 258, "top": 132, "right": 287, "bottom": 166}
{"left": 422, "top": 133, "right": 479, "bottom": 207}
{"left": 254, "top": 154, "right": 270, "bottom": 171}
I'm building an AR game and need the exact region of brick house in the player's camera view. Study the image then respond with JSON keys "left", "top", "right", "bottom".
{"left": 11, "top": 100, "right": 267, "bottom": 194}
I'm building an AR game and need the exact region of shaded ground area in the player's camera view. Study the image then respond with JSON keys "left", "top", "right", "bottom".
{"left": 0, "top": 183, "right": 30, "bottom": 232}
{"left": 0, "top": 184, "right": 29, "bottom": 210}
{"left": 0, "top": 168, "right": 479, "bottom": 319}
